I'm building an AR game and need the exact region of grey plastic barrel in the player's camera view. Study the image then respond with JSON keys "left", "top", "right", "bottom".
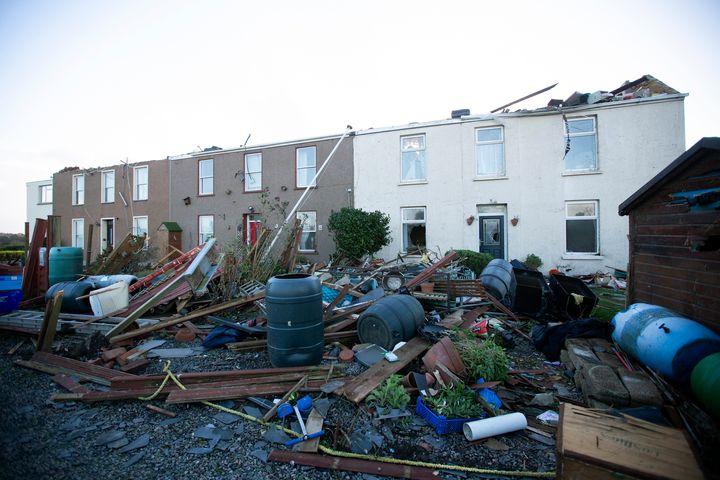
{"left": 266, "top": 273, "right": 324, "bottom": 367}
{"left": 45, "top": 280, "right": 94, "bottom": 314}
{"left": 49, "top": 247, "right": 84, "bottom": 287}
{"left": 357, "top": 294, "right": 425, "bottom": 351}
{"left": 85, "top": 275, "right": 138, "bottom": 288}
{"left": 480, "top": 259, "right": 516, "bottom": 304}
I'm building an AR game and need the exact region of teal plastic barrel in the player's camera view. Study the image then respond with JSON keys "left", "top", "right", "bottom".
{"left": 266, "top": 273, "right": 323, "bottom": 367}
{"left": 49, "top": 247, "right": 83, "bottom": 287}
{"left": 357, "top": 295, "right": 425, "bottom": 350}
{"left": 691, "top": 352, "right": 720, "bottom": 419}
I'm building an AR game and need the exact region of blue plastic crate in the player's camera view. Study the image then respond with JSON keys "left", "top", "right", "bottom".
{"left": 0, "top": 289, "right": 22, "bottom": 313}
{"left": 0, "top": 275, "right": 22, "bottom": 292}
{"left": 415, "top": 396, "right": 483, "bottom": 435}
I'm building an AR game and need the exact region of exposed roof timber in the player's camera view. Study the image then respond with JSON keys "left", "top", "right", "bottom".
{"left": 490, "top": 82, "right": 558, "bottom": 113}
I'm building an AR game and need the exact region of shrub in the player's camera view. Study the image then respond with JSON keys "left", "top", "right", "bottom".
{"left": 423, "top": 383, "right": 485, "bottom": 419}
{"left": 366, "top": 374, "right": 410, "bottom": 410}
{"left": 0, "top": 250, "right": 23, "bottom": 263}
{"left": 452, "top": 249, "right": 493, "bottom": 277}
{"left": 454, "top": 334, "right": 509, "bottom": 381}
{"left": 523, "top": 253, "right": 543, "bottom": 270}
{"left": 328, "top": 207, "right": 391, "bottom": 261}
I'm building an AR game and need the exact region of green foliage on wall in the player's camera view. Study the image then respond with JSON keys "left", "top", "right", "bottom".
{"left": 453, "top": 249, "right": 493, "bottom": 277}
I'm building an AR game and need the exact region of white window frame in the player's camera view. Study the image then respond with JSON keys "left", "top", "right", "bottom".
{"left": 101, "top": 170, "right": 115, "bottom": 203}
{"left": 199, "top": 215, "right": 214, "bottom": 245}
{"left": 133, "top": 165, "right": 148, "bottom": 201}
{"left": 475, "top": 126, "right": 505, "bottom": 177}
{"left": 244, "top": 153, "right": 263, "bottom": 192}
{"left": 564, "top": 117, "right": 598, "bottom": 172}
{"left": 72, "top": 174, "right": 85, "bottom": 206}
{"left": 400, "top": 206, "right": 427, "bottom": 254}
{"left": 297, "top": 211, "right": 317, "bottom": 252}
{"left": 565, "top": 200, "right": 599, "bottom": 255}
{"left": 400, "top": 134, "right": 426, "bottom": 183}
{"left": 132, "top": 215, "right": 149, "bottom": 250}
{"left": 39, "top": 184, "right": 52, "bottom": 204}
{"left": 199, "top": 159, "right": 214, "bottom": 196}
{"left": 296, "top": 146, "right": 317, "bottom": 188}
{"left": 100, "top": 217, "right": 115, "bottom": 252}
{"left": 71, "top": 218, "right": 84, "bottom": 249}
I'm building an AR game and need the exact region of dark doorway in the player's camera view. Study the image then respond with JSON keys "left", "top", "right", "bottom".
{"left": 479, "top": 215, "right": 504, "bottom": 259}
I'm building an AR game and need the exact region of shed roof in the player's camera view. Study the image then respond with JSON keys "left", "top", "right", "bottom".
{"left": 618, "top": 137, "right": 720, "bottom": 216}
{"left": 158, "top": 221, "right": 182, "bottom": 232}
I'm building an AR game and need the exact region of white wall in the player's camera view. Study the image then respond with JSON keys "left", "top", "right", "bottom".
{"left": 26, "top": 179, "right": 53, "bottom": 237}
{"left": 354, "top": 96, "right": 686, "bottom": 275}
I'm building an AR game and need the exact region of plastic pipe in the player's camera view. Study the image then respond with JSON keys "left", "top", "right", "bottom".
{"left": 463, "top": 412, "right": 527, "bottom": 441}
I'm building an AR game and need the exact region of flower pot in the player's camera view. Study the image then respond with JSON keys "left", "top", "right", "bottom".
{"left": 420, "top": 282, "right": 435, "bottom": 293}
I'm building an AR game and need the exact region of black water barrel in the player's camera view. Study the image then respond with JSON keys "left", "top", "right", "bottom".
{"left": 45, "top": 280, "right": 95, "bottom": 314}
{"left": 357, "top": 295, "right": 425, "bottom": 350}
{"left": 480, "top": 259, "right": 516, "bottom": 304}
{"left": 266, "top": 273, "right": 323, "bottom": 367}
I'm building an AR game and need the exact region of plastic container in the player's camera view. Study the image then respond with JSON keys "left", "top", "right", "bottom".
{"left": 512, "top": 268, "right": 546, "bottom": 315}
{"left": 549, "top": 274, "right": 597, "bottom": 318}
{"left": 463, "top": 412, "right": 527, "bottom": 441}
{"left": 49, "top": 247, "right": 84, "bottom": 287}
{"left": 613, "top": 303, "right": 720, "bottom": 385}
{"left": 0, "top": 289, "right": 22, "bottom": 313}
{"left": 85, "top": 275, "right": 138, "bottom": 288}
{"left": 0, "top": 275, "right": 22, "bottom": 292}
{"left": 45, "top": 280, "right": 95, "bottom": 314}
{"left": 416, "top": 397, "right": 483, "bottom": 435}
{"left": 357, "top": 294, "right": 425, "bottom": 350}
{"left": 691, "top": 352, "right": 720, "bottom": 419}
{"left": 480, "top": 259, "right": 516, "bottom": 304}
{"left": 266, "top": 273, "right": 323, "bottom": 368}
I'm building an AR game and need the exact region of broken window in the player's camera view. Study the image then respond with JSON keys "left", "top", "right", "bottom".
{"left": 244, "top": 153, "right": 262, "bottom": 192}
{"left": 565, "top": 200, "right": 599, "bottom": 254}
{"left": 39, "top": 184, "right": 52, "bottom": 204}
{"left": 71, "top": 218, "right": 84, "bottom": 249}
{"left": 401, "top": 135, "right": 426, "bottom": 182}
{"left": 475, "top": 127, "right": 505, "bottom": 177}
{"left": 133, "top": 216, "right": 149, "bottom": 249}
{"left": 199, "top": 159, "right": 214, "bottom": 195}
{"left": 297, "top": 211, "right": 317, "bottom": 252}
{"left": 296, "top": 146, "right": 317, "bottom": 188}
{"left": 199, "top": 215, "right": 214, "bottom": 245}
{"left": 401, "top": 207, "right": 426, "bottom": 253}
{"left": 101, "top": 170, "right": 115, "bottom": 203}
{"left": 72, "top": 174, "right": 84, "bottom": 205}
{"left": 133, "top": 165, "right": 148, "bottom": 201}
{"left": 564, "top": 117, "right": 597, "bottom": 171}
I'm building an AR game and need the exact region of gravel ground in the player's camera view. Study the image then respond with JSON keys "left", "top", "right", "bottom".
{"left": 0, "top": 330, "right": 562, "bottom": 480}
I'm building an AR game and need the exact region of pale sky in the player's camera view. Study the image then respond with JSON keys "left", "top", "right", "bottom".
{"left": 1, "top": 0, "right": 718, "bottom": 233}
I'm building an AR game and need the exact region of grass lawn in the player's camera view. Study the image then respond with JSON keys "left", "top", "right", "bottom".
{"left": 589, "top": 286, "right": 626, "bottom": 322}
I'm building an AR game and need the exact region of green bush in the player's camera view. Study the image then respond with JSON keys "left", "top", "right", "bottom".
{"left": 366, "top": 374, "right": 410, "bottom": 409}
{"left": 523, "top": 253, "right": 543, "bottom": 270}
{"left": 0, "top": 250, "right": 24, "bottom": 263}
{"left": 328, "top": 207, "right": 391, "bottom": 261}
{"left": 453, "top": 249, "right": 493, "bottom": 277}
{"left": 454, "top": 334, "right": 509, "bottom": 381}
{"left": 423, "top": 383, "right": 485, "bottom": 419}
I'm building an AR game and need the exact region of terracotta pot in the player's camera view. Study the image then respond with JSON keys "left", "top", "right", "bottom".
{"left": 420, "top": 282, "right": 435, "bottom": 293}
{"left": 422, "top": 336, "right": 466, "bottom": 378}
{"left": 175, "top": 328, "right": 196, "bottom": 343}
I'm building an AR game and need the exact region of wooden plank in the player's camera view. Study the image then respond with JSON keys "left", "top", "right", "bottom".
{"left": 323, "top": 315, "right": 358, "bottom": 333}
{"left": 342, "top": 337, "right": 430, "bottom": 404}
{"left": 30, "top": 351, "right": 135, "bottom": 385}
{"left": 51, "top": 374, "right": 91, "bottom": 394}
{"left": 262, "top": 375, "right": 308, "bottom": 421}
{"left": 145, "top": 404, "right": 176, "bottom": 417}
{"left": 403, "top": 251, "right": 457, "bottom": 290}
{"left": 166, "top": 379, "right": 325, "bottom": 405}
{"left": 37, "top": 291, "right": 64, "bottom": 352}
{"left": 111, "top": 369, "right": 330, "bottom": 390}
{"left": 296, "top": 408, "right": 324, "bottom": 453}
{"left": 22, "top": 218, "right": 47, "bottom": 299}
{"left": 323, "top": 284, "right": 351, "bottom": 318}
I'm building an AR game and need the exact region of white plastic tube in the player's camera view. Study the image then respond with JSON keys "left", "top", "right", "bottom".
{"left": 463, "top": 412, "right": 527, "bottom": 441}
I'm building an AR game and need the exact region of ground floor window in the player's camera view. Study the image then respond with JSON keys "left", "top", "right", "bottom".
{"left": 401, "top": 206, "right": 426, "bottom": 253}
{"left": 72, "top": 218, "right": 84, "bottom": 249}
{"left": 133, "top": 216, "right": 149, "bottom": 249}
{"left": 565, "top": 200, "right": 599, "bottom": 254}
{"left": 199, "top": 215, "right": 214, "bottom": 245}
{"left": 297, "top": 211, "right": 317, "bottom": 252}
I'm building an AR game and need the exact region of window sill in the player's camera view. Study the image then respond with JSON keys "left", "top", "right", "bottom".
{"left": 562, "top": 170, "right": 602, "bottom": 177}
{"left": 72, "top": 203, "right": 85, "bottom": 207}
{"left": 562, "top": 254, "right": 604, "bottom": 260}
{"left": 398, "top": 180, "right": 428, "bottom": 186}
{"left": 243, "top": 189, "right": 263, "bottom": 194}
{"left": 198, "top": 193, "right": 215, "bottom": 197}
{"left": 101, "top": 201, "right": 115, "bottom": 204}
{"left": 38, "top": 202, "right": 52, "bottom": 205}
{"left": 133, "top": 199, "right": 148, "bottom": 202}
{"left": 473, "top": 176, "right": 508, "bottom": 182}
{"left": 295, "top": 186, "right": 317, "bottom": 190}
{"left": 298, "top": 250, "right": 318, "bottom": 255}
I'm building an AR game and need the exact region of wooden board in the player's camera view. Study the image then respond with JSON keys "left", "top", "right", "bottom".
{"left": 557, "top": 403, "right": 703, "bottom": 480}
{"left": 296, "top": 408, "right": 324, "bottom": 453}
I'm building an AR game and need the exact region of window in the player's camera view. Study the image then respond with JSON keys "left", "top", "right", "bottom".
{"left": 297, "top": 211, "right": 317, "bottom": 252}
{"left": 475, "top": 127, "right": 505, "bottom": 177}
{"left": 565, "top": 201, "right": 599, "bottom": 254}
{"left": 39, "top": 184, "right": 52, "bottom": 204}
{"left": 244, "top": 153, "right": 262, "bottom": 192}
{"left": 101, "top": 170, "right": 115, "bottom": 203}
{"left": 564, "top": 117, "right": 597, "bottom": 171}
{"left": 133, "top": 166, "right": 148, "bottom": 201}
{"left": 401, "top": 135, "right": 426, "bottom": 182}
{"left": 199, "top": 159, "right": 214, "bottom": 195}
{"left": 71, "top": 218, "right": 84, "bottom": 249}
{"left": 133, "top": 216, "right": 149, "bottom": 249}
{"left": 296, "top": 147, "right": 316, "bottom": 188}
{"left": 72, "top": 174, "right": 84, "bottom": 205}
{"left": 401, "top": 207, "right": 426, "bottom": 253}
{"left": 199, "top": 215, "right": 214, "bottom": 244}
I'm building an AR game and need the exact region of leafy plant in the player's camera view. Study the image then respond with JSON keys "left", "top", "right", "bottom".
{"left": 424, "top": 383, "right": 485, "bottom": 419}
{"left": 452, "top": 249, "right": 493, "bottom": 277}
{"left": 328, "top": 207, "right": 391, "bottom": 262}
{"left": 454, "top": 334, "right": 509, "bottom": 382}
{"left": 523, "top": 253, "right": 543, "bottom": 270}
{"left": 366, "top": 374, "right": 410, "bottom": 410}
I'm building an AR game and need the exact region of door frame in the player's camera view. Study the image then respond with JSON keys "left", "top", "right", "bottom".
{"left": 100, "top": 217, "right": 115, "bottom": 252}
{"left": 476, "top": 204, "right": 507, "bottom": 260}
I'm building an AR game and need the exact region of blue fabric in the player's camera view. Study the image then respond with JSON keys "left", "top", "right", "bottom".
{"left": 202, "top": 325, "right": 248, "bottom": 349}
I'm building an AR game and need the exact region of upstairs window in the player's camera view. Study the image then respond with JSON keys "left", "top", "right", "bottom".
{"left": 199, "top": 215, "right": 214, "bottom": 244}
{"left": 244, "top": 153, "right": 262, "bottom": 192}
{"left": 475, "top": 127, "right": 505, "bottom": 177}
{"left": 296, "top": 147, "right": 317, "bottom": 188}
{"left": 133, "top": 165, "right": 148, "bottom": 201}
{"left": 564, "top": 117, "right": 597, "bottom": 171}
{"left": 565, "top": 200, "right": 599, "bottom": 254}
{"left": 297, "top": 211, "right": 317, "bottom": 252}
{"left": 199, "top": 159, "right": 214, "bottom": 195}
{"left": 72, "top": 174, "right": 85, "bottom": 205}
{"left": 39, "top": 184, "right": 52, "bottom": 204}
{"left": 101, "top": 170, "right": 115, "bottom": 203}
{"left": 401, "top": 206, "right": 426, "bottom": 253}
{"left": 401, "top": 135, "right": 426, "bottom": 182}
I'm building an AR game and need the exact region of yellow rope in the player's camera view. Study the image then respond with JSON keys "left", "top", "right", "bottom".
{"left": 140, "top": 361, "right": 555, "bottom": 478}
